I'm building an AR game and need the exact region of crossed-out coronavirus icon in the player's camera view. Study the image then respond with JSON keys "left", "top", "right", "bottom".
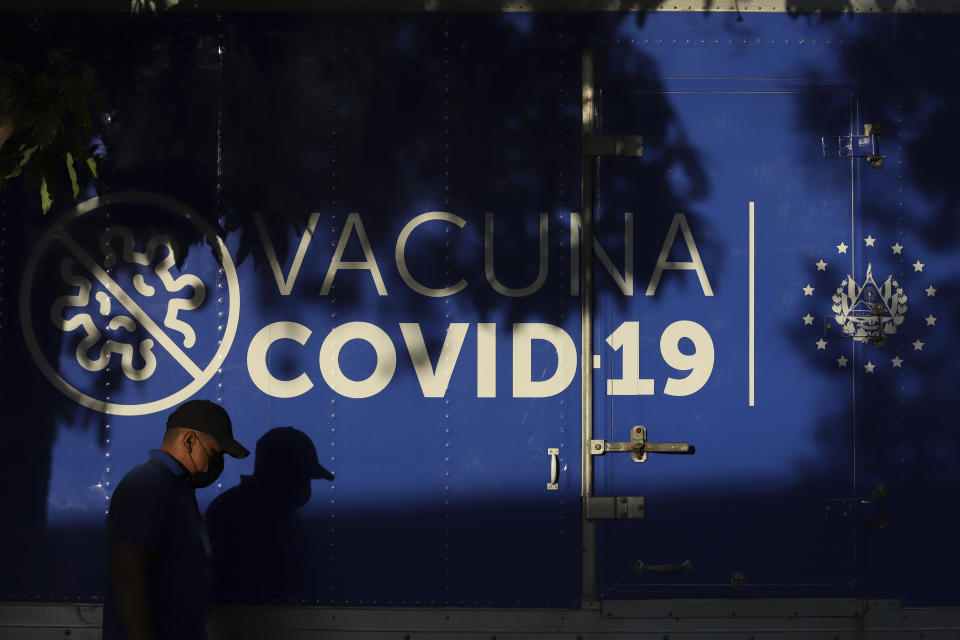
{"left": 21, "top": 192, "right": 240, "bottom": 416}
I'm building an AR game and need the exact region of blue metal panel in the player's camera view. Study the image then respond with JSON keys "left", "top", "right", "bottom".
{"left": 3, "top": 13, "right": 583, "bottom": 608}
{"left": 849, "top": 17, "right": 960, "bottom": 607}
{"left": 1, "top": 10, "right": 959, "bottom": 611}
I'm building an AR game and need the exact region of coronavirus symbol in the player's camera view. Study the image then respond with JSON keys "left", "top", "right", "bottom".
{"left": 21, "top": 192, "right": 240, "bottom": 416}
{"left": 51, "top": 230, "right": 206, "bottom": 381}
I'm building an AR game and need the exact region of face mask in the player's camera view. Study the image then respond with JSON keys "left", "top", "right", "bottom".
{"left": 188, "top": 433, "right": 224, "bottom": 489}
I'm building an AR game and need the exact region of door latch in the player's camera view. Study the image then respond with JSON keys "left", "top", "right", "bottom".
{"left": 591, "top": 425, "right": 695, "bottom": 463}
{"left": 822, "top": 123, "right": 884, "bottom": 168}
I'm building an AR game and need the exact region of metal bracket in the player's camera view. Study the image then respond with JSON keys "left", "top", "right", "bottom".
{"left": 822, "top": 123, "right": 884, "bottom": 168}
{"left": 585, "top": 496, "right": 645, "bottom": 520}
{"left": 590, "top": 425, "right": 694, "bottom": 463}
{"left": 825, "top": 484, "right": 888, "bottom": 532}
{"left": 582, "top": 134, "right": 643, "bottom": 157}
{"left": 866, "top": 303, "right": 888, "bottom": 348}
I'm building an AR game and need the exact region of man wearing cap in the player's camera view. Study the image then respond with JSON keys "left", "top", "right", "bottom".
{"left": 102, "top": 399, "right": 249, "bottom": 640}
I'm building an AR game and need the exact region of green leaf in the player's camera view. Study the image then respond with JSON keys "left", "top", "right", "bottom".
{"left": 66, "top": 152, "right": 79, "bottom": 199}
{"left": 40, "top": 176, "right": 52, "bottom": 214}
{"left": 3, "top": 144, "right": 37, "bottom": 179}
{"left": 4, "top": 166, "right": 23, "bottom": 180}
{"left": 19, "top": 144, "right": 38, "bottom": 167}
{"left": 86, "top": 155, "right": 98, "bottom": 178}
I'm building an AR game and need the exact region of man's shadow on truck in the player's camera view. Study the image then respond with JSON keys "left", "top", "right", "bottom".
{"left": 206, "top": 426, "right": 334, "bottom": 604}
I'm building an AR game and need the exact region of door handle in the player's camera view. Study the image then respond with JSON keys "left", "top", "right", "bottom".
{"left": 635, "top": 560, "right": 694, "bottom": 574}
{"left": 547, "top": 448, "right": 559, "bottom": 491}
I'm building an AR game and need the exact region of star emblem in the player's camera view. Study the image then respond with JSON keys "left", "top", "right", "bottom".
{"left": 802, "top": 313, "right": 814, "bottom": 326}
{"left": 815, "top": 236, "right": 929, "bottom": 363}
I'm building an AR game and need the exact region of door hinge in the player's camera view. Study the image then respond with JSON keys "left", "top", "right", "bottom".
{"left": 585, "top": 496, "right": 645, "bottom": 520}
{"left": 825, "top": 484, "right": 888, "bottom": 532}
{"left": 822, "top": 123, "right": 884, "bottom": 168}
{"left": 590, "top": 425, "right": 695, "bottom": 463}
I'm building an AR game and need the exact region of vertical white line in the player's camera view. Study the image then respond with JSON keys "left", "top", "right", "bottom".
{"left": 851, "top": 98, "right": 857, "bottom": 284}
{"left": 749, "top": 201, "right": 755, "bottom": 407}
{"left": 851, "top": 95, "right": 857, "bottom": 495}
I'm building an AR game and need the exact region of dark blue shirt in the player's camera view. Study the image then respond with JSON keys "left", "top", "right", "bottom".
{"left": 103, "top": 450, "right": 212, "bottom": 640}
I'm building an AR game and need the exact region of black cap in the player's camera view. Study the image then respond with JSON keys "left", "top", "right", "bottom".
{"left": 254, "top": 427, "right": 334, "bottom": 480}
{"left": 166, "top": 399, "right": 250, "bottom": 459}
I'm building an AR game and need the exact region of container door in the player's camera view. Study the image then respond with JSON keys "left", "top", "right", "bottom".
{"left": 590, "top": 41, "right": 864, "bottom": 598}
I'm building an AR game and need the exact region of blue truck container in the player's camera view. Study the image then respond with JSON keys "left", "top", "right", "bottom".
{"left": 1, "top": 1, "right": 959, "bottom": 637}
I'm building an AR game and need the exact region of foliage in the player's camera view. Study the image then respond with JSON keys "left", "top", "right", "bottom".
{"left": 0, "top": 52, "right": 101, "bottom": 213}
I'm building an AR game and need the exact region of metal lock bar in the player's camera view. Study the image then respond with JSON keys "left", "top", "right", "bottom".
{"left": 582, "top": 134, "right": 643, "bottom": 157}
{"left": 590, "top": 425, "right": 695, "bottom": 463}
{"left": 585, "top": 496, "right": 645, "bottom": 520}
